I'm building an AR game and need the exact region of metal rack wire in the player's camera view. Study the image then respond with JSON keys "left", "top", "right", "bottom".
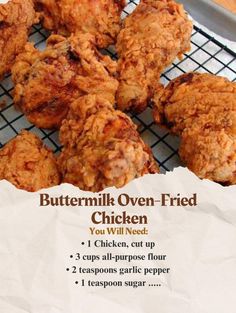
{"left": 0, "top": 0, "right": 235, "bottom": 173}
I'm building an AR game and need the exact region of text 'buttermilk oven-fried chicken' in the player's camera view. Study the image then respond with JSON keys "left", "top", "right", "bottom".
{"left": 34, "top": 0, "right": 126, "bottom": 48}
{"left": 153, "top": 72, "right": 236, "bottom": 185}
{"left": 0, "top": 0, "right": 39, "bottom": 78}
{"left": 58, "top": 95, "right": 159, "bottom": 192}
{"left": 116, "top": 0, "right": 193, "bottom": 113}
{"left": 11, "top": 33, "right": 118, "bottom": 129}
{"left": 0, "top": 130, "right": 60, "bottom": 192}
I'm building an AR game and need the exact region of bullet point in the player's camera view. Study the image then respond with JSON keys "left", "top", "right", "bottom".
{"left": 75, "top": 281, "right": 78, "bottom": 284}
{"left": 66, "top": 268, "right": 69, "bottom": 271}
{"left": 81, "top": 242, "right": 85, "bottom": 245}
{"left": 70, "top": 255, "right": 73, "bottom": 258}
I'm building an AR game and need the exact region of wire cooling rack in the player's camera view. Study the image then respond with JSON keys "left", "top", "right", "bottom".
{"left": 0, "top": 0, "right": 235, "bottom": 173}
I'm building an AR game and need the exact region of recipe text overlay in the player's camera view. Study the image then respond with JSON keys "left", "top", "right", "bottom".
{"left": 40, "top": 192, "right": 197, "bottom": 227}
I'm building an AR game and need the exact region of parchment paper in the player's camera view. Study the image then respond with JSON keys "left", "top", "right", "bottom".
{"left": 0, "top": 168, "right": 235, "bottom": 313}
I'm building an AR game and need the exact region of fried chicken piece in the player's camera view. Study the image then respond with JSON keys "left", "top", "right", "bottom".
{"left": 11, "top": 33, "right": 118, "bottom": 129}
{"left": 0, "top": 130, "right": 60, "bottom": 192}
{"left": 58, "top": 95, "right": 159, "bottom": 192}
{"left": 0, "top": 0, "right": 39, "bottom": 78}
{"left": 34, "top": 0, "right": 126, "bottom": 48}
{"left": 180, "top": 111, "right": 236, "bottom": 185}
{"left": 153, "top": 72, "right": 236, "bottom": 185}
{"left": 116, "top": 0, "right": 192, "bottom": 113}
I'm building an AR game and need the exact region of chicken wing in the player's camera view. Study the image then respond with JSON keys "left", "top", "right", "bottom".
{"left": 34, "top": 0, "right": 126, "bottom": 48}
{"left": 11, "top": 33, "right": 118, "bottom": 129}
{"left": 116, "top": 0, "right": 192, "bottom": 113}
{"left": 58, "top": 95, "right": 159, "bottom": 192}
{"left": 0, "top": 130, "right": 60, "bottom": 191}
{"left": 153, "top": 72, "right": 236, "bottom": 185}
{"left": 0, "top": 0, "right": 39, "bottom": 78}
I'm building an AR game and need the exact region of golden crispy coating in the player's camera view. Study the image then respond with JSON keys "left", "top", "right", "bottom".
{"left": 11, "top": 33, "right": 118, "bottom": 129}
{"left": 153, "top": 72, "right": 236, "bottom": 185}
{"left": 116, "top": 0, "right": 192, "bottom": 113}
{"left": 34, "top": 0, "right": 126, "bottom": 48}
{"left": 58, "top": 95, "right": 159, "bottom": 192}
{"left": 0, "top": 130, "right": 60, "bottom": 192}
{"left": 180, "top": 111, "right": 236, "bottom": 185}
{"left": 153, "top": 73, "right": 236, "bottom": 134}
{"left": 0, "top": 0, "right": 39, "bottom": 78}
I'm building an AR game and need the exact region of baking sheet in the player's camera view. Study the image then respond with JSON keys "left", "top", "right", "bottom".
{"left": 179, "top": 0, "right": 236, "bottom": 41}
